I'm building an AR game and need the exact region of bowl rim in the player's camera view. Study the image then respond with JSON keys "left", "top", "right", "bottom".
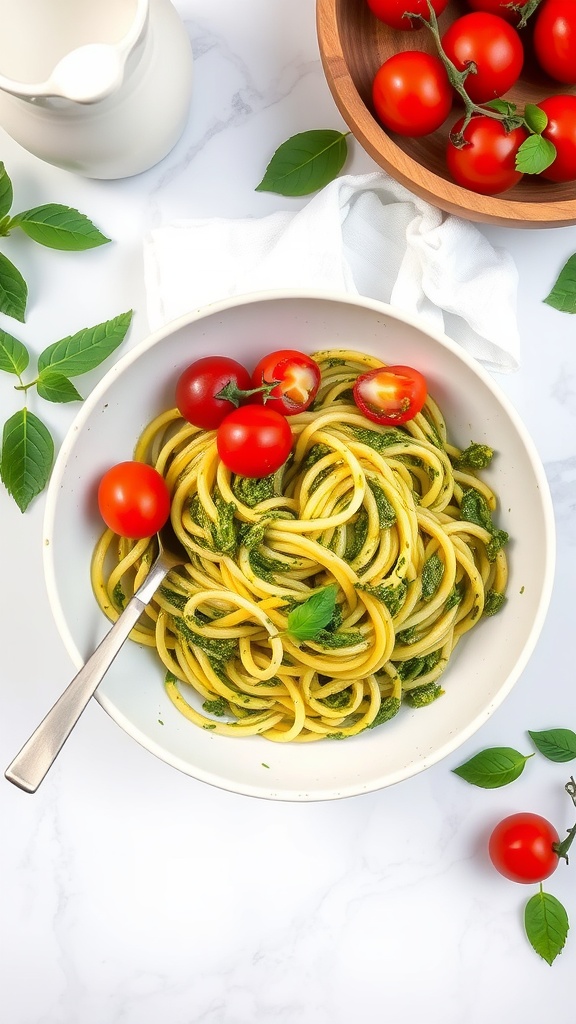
{"left": 42, "top": 288, "right": 557, "bottom": 800}
{"left": 316, "top": 0, "right": 576, "bottom": 228}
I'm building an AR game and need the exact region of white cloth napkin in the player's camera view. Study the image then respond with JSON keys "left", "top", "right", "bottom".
{"left": 143, "top": 171, "right": 520, "bottom": 373}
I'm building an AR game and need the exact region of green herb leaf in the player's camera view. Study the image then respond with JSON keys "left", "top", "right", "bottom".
{"left": 256, "top": 130, "right": 349, "bottom": 197}
{"left": 515, "top": 134, "right": 556, "bottom": 175}
{"left": 524, "top": 887, "right": 569, "bottom": 965}
{"left": 528, "top": 728, "right": 576, "bottom": 763}
{"left": 287, "top": 584, "right": 338, "bottom": 641}
{"left": 485, "top": 98, "right": 517, "bottom": 116}
{"left": 544, "top": 253, "right": 576, "bottom": 313}
{"left": 10, "top": 204, "right": 110, "bottom": 251}
{"left": 524, "top": 103, "right": 548, "bottom": 135}
{"left": 0, "top": 409, "right": 54, "bottom": 512}
{"left": 0, "top": 328, "right": 29, "bottom": 376}
{"left": 37, "top": 310, "right": 133, "bottom": 377}
{"left": 0, "top": 162, "right": 13, "bottom": 221}
{"left": 36, "top": 368, "right": 83, "bottom": 404}
{"left": 452, "top": 746, "right": 533, "bottom": 788}
{"left": 0, "top": 251, "right": 27, "bottom": 322}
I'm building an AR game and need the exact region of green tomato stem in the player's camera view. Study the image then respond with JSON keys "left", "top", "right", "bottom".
{"left": 553, "top": 823, "right": 576, "bottom": 865}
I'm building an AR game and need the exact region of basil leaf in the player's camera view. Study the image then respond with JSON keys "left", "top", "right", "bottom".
{"left": 525, "top": 888, "right": 569, "bottom": 966}
{"left": 452, "top": 746, "right": 533, "bottom": 788}
{"left": 36, "top": 369, "right": 83, "bottom": 404}
{"left": 544, "top": 253, "right": 576, "bottom": 313}
{"left": 37, "top": 310, "right": 133, "bottom": 377}
{"left": 524, "top": 103, "right": 548, "bottom": 135}
{"left": 256, "top": 130, "right": 349, "bottom": 197}
{"left": 515, "top": 134, "right": 556, "bottom": 175}
{"left": 10, "top": 204, "right": 110, "bottom": 251}
{"left": 0, "top": 329, "right": 29, "bottom": 376}
{"left": 528, "top": 728, "right": 576, "bottom": 763}
{"left": 0, "top": 409, "right": 54, "bottom": 512}
{"left": 287, "top": 584, "right": 338, "bottom": 641}
{"left": 0, "top": 251, "right": 27, "bottom": 322}
{"left": 0, "top": 162, "right": 13, "bottom": 221}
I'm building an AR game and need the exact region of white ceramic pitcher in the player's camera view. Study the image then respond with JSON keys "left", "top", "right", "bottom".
{"left": 0, "top": 0, "right": 193, "bottom": 178}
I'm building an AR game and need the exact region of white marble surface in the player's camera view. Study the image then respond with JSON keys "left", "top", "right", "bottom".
{"left": 2, "top": 2, "right": 576, "bottom": 1020}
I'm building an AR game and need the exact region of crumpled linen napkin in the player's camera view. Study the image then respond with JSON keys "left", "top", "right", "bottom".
{"left": 143, "top": 171, "right": 520, "bottom": 373}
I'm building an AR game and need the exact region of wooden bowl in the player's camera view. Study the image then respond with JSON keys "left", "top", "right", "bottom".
{"left": 317, "top": 0, "right": 576, "bottom": 226}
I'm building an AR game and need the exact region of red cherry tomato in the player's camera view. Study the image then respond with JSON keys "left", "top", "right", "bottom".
{"left": 98, "top": 461, "right": 171, "bottom": 539}
{"left": 353, "top": 365, "right": 427, "bottom": 425}
{"left": 441, "top": 12, "right": 524, "bottom": 102}
{"left": 176, "top": 356, "right": 252, "bottom": 430}
{"left": 372, "top": 51, "right": 453, "bottom": 137}
{"left": 217, "top": 405, "right": 293, "bottom": 478}
{"left": 250, "top": 349, "right": 321, "bottom": 415}
{"left": 488, "top": 813, "right": 561, "bottom": 883}
{"left": 366, "top": 0, "right": 449, "bottom": 30}
{"left": 446, "top": 114, "right": 528, "bottom": 194}
{"left": 538, "top": 94, "right": 576, "bottom": 182}
{"left": 533, "top": 0, "right": 576, "bottom": 84}
{"left": 464, "top": 0, "right": 530, "bottom": 24}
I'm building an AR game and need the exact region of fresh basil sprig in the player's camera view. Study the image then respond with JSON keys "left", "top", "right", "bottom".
{"left": 256, "top": 130, "right": 349, "bottom": 197}
{"left": 0, "top": 310, "right": 133, "bottom": 511}
{"left": 286, "top": 584, "right": 338, "bottom": 642}
{"left": 524, "top": 887, "right": 569, "bottom": 966}
{"left": 0, "top": 163, "right": 110, "bottom": 322}
{"left": 452, "top": 746, "right": 533, "bottom": 788}
{"left": 544, "top": 253, "right": 576, "bottom": 314}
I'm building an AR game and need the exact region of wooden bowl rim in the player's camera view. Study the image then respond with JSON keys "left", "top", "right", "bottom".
{"left": 317, "top": 0, "right": 576, "bottom": 227}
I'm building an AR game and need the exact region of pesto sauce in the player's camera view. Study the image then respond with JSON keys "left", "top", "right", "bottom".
{"left": 403, "top": 681, "right": 444, "bottom": 708}
{"left": 367, "top": 478, "right": 396, "bottom": 529}
{"left": 368, "top": 696, "right": 401, "bottom": 728}
{"left": 421, "top": 552, "right": 445, "bottom": 601}
{"left": 357, "top": 579, "right": 408, "bottom": 617}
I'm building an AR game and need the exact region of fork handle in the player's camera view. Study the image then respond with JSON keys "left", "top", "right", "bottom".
{"left": 5, "top": 555, "right": 171, "bottom": 793}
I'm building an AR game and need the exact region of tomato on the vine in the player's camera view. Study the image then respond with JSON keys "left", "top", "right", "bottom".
{"left": 98, "top": 461, "right": 171, "bottom": 539}
{"left": 488, "top": 813, "right": 562, "bottom": 883}
{"left": 372, "top": 51, "right": 452, "bottom": 137}
{"left": 441, "top": 12, "right": 524, "bottom": 102}
{"left": 251, "top": 349, "right": 321, "bottom": 415}
{"left": 446, "top": 115, "right": 528, "bottom": 194}
{"left": 217, "top": 405, "right": 293, "bottom": 478}
{"left": 538, "top": 94, "right": 576, "bottom": 182}
{"left": 353, "top": 365, "right": 427, "bottom": 425}
{"left": 176, "top": 355, "right": 252, "bottom": 430}
{"left": 533, "top": 0, "right": 576, "bottom": 85}
{"left": 464, "top": 0, "right": 530, "bottom": 24}
{"left": 366, "top": 0, "right": 449, "bottom": 30}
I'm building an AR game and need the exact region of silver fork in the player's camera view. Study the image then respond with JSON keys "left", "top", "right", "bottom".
{"left": 5, "top": 526, "right": 187, "bottom": 794}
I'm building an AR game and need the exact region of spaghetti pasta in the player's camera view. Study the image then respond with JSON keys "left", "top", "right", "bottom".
{"left": 91, "top": 349, "right": 508, "bottom": 743}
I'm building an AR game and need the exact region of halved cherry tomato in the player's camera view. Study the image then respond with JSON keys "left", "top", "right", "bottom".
{"left": 441, "top": 12, "right": 524, "bottom": 103}
{"left": 488, "top": 813, "right": 561, "bottom": 883}
{"left": 250, "top": 349, "right": 321, "bottom": 415}
{"left": 367, "top": 0, "right": 449, "bottom": 31}
{"left": 217, "top": 405, "right": 293, "bottom": 477}
{"left": 353, "top": 365, "right": 427, "bottom": 425}
{"left": 98, "top": 461, "right": 170, "bottom": 539}
{"left": 372, "top": 51, "right": 453, "bottom": 137}
{"left": 176, "top": 356, "right": 252, "bottom": 430}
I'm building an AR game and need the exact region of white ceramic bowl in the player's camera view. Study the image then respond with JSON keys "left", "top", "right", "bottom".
{"left": 43, "top": 291, "right": 555, "bottom": 801}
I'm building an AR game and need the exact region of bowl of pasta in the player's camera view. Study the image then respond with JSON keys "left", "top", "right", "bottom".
{"left": 43, "top": 291, "right": 555, "bottom": 800}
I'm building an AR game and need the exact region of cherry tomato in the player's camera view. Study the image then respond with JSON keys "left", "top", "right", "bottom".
{"left": 464, "top": 0, "right": 530, "bottom": 24}
{"left": 488, "top": 813, "right": 561, "bottom": 883}
{"left": 353, "top": 365, "right": 427, "bottom": 425}
{"left": 446, "top": 115, "right": 528, "bottom": 194}
{"left": 538, "top": 94, "right": 576, "bottom": 182}
{"left": 98, "top": 461, "right": 171, "bottom": 539}
{"left": 367, "top": 0, "right": 449, "bottom": 30}
{"left": 251, "top": 349, "right": 321, "bottom": 415}
{"left": 176, "top": 355, "right": 252, "bottom": 430}
{"left": 372, "top": 51, "right": 453, "bottom": 137}
{"left": 534, "top": 0, "right": 576, "bottom": 84}
{"left": 217, "top": 405, "right": 293, "bottom": 478}
{"left": 441, "top": 12, "right": 524, "bottom": 102}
